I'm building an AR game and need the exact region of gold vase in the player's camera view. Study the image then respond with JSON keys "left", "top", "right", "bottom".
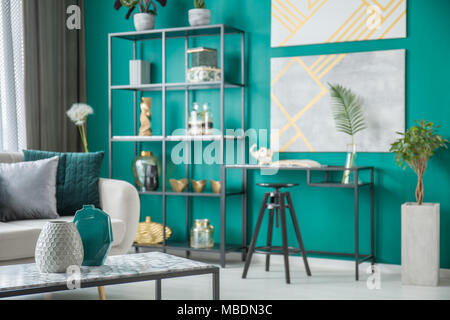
{"left": 169, "top": 178, "right": 188, "bottom": 192}
{"left": 210, "top": 180, "right": 221, "bottom": 194}
{"left": 191, "top": 179, "right": 207, "bottom": 193}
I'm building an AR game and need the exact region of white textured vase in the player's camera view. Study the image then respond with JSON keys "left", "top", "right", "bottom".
{"left": 401, "top": 203, "right": 440, "bottom": 286}
{"left": 133, "top": 13, "right": 156, "bottom": 31}
{"left": 189, "top": 9, "right": 211, "bottom": 26}
{"left": 35, "top": 221, "right": 84, "bottom": 273}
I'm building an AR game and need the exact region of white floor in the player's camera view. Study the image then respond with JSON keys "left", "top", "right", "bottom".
{"left": 6, "top": 250, "right": 450, "bottom": 300}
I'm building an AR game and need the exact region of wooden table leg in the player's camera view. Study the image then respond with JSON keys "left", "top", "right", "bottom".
{"left": 98, "top": 286, "right": 106, "bottom": 300}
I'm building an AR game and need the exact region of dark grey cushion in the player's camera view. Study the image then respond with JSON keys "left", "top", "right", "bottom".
{"left": 0, "top": 157, "right": 60, "bottom": 222}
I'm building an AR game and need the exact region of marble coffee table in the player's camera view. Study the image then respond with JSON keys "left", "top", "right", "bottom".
{"left": 0, "top": 252, "right": 220, "bottom": 300}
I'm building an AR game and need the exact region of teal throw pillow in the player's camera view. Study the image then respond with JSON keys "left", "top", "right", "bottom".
{"left": 23, "top": 150, "right": 104, "bottom": 216}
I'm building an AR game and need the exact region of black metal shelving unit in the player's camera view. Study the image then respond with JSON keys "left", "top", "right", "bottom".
{"left": 108, "top": 25, "right": 247, "bottom": 268}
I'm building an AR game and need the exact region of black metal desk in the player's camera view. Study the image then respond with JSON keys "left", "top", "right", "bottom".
{"left": 226, "top": 165, "right": 375, "bottom": 281}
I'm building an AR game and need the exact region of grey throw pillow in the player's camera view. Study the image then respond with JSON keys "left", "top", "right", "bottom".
{"left": 0, "top": 156, "right": 60, "bottom": 222}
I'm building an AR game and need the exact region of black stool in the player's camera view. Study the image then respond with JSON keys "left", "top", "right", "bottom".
{"left": 242, "top": 183, "right": 311, "bottom": 284}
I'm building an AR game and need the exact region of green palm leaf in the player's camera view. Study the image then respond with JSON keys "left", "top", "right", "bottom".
{"left": 329, "top": 83, "right": 367, "bottom": 138}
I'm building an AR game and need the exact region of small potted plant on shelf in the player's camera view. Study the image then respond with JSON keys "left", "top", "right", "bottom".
{"left": 390, "top": 120, "right": 448, "bottom": 286}
{"left": 189, "top": 0, "right": 210, "bottom": 26}
{"left": 114, "top": 0, "right": 167, "bottom": 31}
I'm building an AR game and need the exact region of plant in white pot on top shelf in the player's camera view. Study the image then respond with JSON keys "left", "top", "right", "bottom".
{"left": 189, "top": 0, "right": 211, "bottom": 26}
{"left": 115, "top": 0, "right": 167, "bottom": 31}
{"left": 390, "top": 120, "right": 448, "bottom": 286}
{"left": 329, "top": 83, "right": 367, "bottom": 184}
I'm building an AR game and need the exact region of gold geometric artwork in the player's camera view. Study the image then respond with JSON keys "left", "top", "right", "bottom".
{"left": 271, "top": 0, "right": 407, "bottom": 47}
{"left": 271, "top": 54, "right": 345, "bottom": 152}
{"left": 271, "top": 50, "right": 405, "bottom": 152}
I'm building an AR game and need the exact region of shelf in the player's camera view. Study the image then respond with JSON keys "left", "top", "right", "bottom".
{"left": 167, "top": 135, "right": 244, "bottom": 141}
{"left": 110, "top": 24, "right": 244, "bottom": 41}
{"left": 111, "top": 82, "right": 244, "bottom": 92}
{"left": 307, "top": 182, "right": 372, "bottom": 188}
{"left": 225, "top": 164, "right": 373, "bottom": 172}
{"left": 112, "top": 136, "right": 164, "bottom": 142}
{"left": 139, "top": 190, "right": 244, "bottom": 197}
{"left": 112, "top": 135, "right": 244, "bottom": 142}
{"left": 225, "top": 164, "right": 327, "bottom": 170}
{"left": 133, "top": 241, "right": 243, "bottom": 253}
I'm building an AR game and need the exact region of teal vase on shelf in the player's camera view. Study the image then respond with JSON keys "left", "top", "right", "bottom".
{"left": 74, "top": 205, "right": 113, "bottom": 266}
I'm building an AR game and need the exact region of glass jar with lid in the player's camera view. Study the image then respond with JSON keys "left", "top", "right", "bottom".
{"left": 190, "top": 219, "right": 214, "bottom": 249}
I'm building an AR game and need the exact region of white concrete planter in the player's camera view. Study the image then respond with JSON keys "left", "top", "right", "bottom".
{"left": 401, "top": 203, "right": 440, "bottom": 286}
{"left": 133, "top": 13, "right": 155, "bottom": 31}
{"left": 189, "top": 9, "right": 211, "bottom": 26}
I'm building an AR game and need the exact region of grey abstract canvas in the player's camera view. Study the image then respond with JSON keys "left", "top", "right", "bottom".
{"left": 270, "top": 49, "right": 405, "bottom": 152}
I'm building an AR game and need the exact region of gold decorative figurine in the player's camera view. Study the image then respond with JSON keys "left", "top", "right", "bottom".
{"left": 135, "top": 216, "right": 172, "bottom": 245}
{"left": 139, "top": 97, "right": 152, "bottom": 136}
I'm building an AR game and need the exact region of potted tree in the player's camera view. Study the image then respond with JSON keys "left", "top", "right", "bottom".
{"left": 115, "top": 0, "right": 167, "bottom": 31}
{"left": 189, "top": 0, "right": 211, "bottom": 26}
{"left": 390, "top": 120, "right": 448, "bottom": 286}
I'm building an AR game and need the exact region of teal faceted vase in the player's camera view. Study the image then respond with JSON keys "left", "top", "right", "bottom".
{"left": 74, "top": 205, "right": 113, "bottom": 266}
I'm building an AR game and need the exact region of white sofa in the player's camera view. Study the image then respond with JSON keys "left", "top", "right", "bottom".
{"left": 0, "top": 152, "right": 140, "bottom": 265}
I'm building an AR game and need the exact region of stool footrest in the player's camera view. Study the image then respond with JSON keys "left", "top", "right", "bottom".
{"left": 254, "top": 246, "right": 305, "bottom": 255}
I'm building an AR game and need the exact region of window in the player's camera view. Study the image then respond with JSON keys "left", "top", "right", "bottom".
{"left": 0, "top": 0, "right": 26, "bottom": 151}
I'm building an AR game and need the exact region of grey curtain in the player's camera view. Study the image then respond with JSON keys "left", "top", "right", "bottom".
{"left": 23, "top": 0, "right": 86, "bottom": 152}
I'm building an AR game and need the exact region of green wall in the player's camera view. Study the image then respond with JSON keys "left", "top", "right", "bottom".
{"left": 85, "top": 0, "right": 450, "bottom": 267}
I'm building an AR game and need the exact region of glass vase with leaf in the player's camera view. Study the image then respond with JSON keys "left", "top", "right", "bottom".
{"left": 329, "top": 84, "right": 367, "bottom": 184}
